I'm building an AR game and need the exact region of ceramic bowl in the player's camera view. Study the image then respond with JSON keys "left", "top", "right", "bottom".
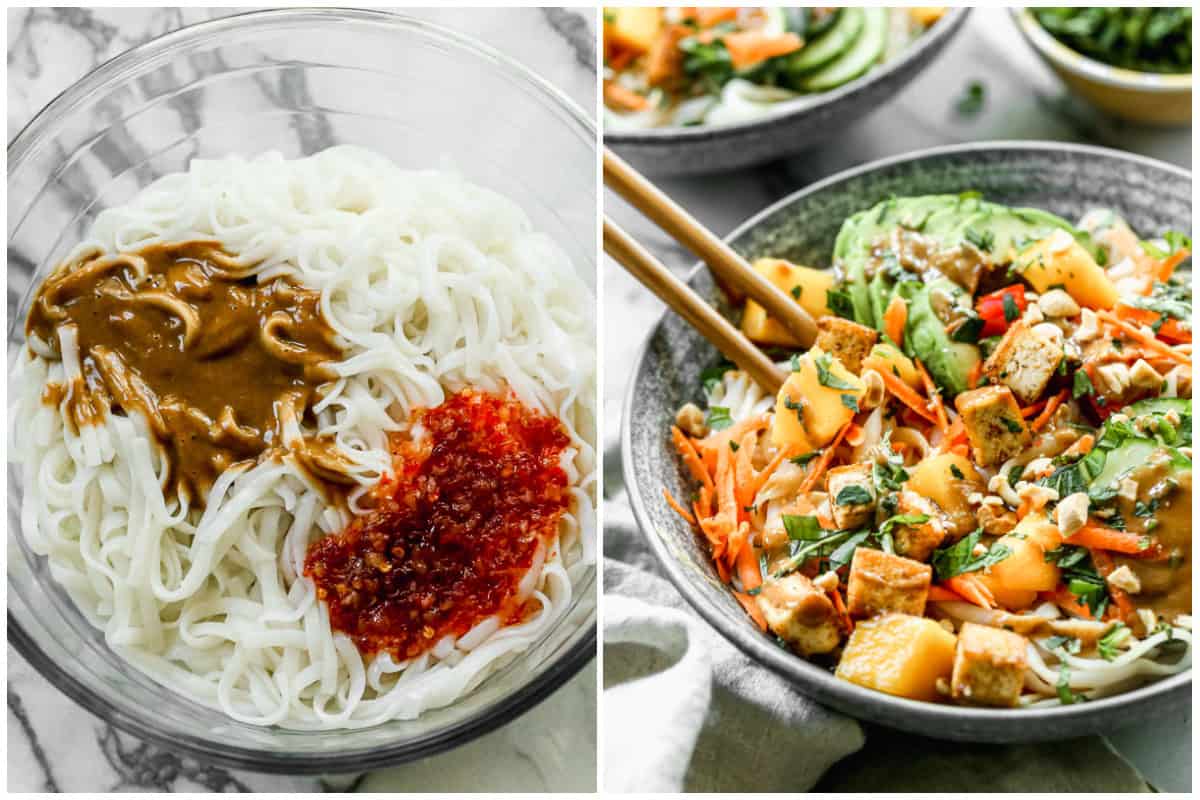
{"left": 622, "top": 141, "right": 1191, "bottom": 742}
{"left": 1013, "top": 8, "right": 1191, "bottom": 126}
{"left": 604, "top": 9, "right": 968, "bottom": 177}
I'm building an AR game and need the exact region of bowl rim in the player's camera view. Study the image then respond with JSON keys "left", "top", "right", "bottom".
{"left": 7, "top": 7, "right": 597, "bottom": 774}
{"left": 604, "top": 7, "right": 970, "bottom": 143}
{"left": 1012, "top": 8, "right": 1192, "bottom": 93}
{"left": 621, "top": 139, "right": 1192, "bottom": 740}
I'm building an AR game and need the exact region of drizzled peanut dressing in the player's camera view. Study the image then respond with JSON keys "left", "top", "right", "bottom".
{"left": 27, "top": 240, "right": 353, "bottom": 504}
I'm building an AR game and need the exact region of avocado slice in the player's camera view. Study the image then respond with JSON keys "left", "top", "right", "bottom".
{"left": 897, "top": 277, "right": 979, "bottom": 396}
{"left": 795, "top": 8, "right": 888, "bottom": 92}
{"left": 787, "top": 8, "right": 863, "bottom": 76}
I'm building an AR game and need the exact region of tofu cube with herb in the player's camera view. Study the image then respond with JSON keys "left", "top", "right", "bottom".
{"left": 846, "top": 548, "right": 932, "bottom": 619}
{"left": 756, "top": 573, "right": 842, "bottom": 656}
{"left": 950, "top": 622, "right": 1028, "bottom": 708}
{"left": 740, "top": 258, "right": 834, "bottom": 347}
{"left": 770, "top": 351, "right": 865, "bottom": 454}
{"left": 982, "top": 319, "right": 1064, "bottom": 405}
{"left": 891, "top": 491, "right": 946, "bottom": 562}
{"left": 954, "top": 386, "right": 1032, "bottom": 467}
{"left": 826, "top": 463, "right": 876, "bottom": 529}
{"left": 814, "top": 316, "right": 878, "bottom": 374}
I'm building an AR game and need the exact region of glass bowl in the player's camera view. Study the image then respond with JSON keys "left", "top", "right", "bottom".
{"left": 7, "top": 8, "right": 596, "bottom": 774}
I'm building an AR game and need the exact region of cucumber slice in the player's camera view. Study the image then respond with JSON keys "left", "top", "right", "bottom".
{"left": 788, "top": 8, "right": 864, "bottom": 75}
{"left": 1090, "top": 438, "right": 1163, "bottom": 495}
{"left": 796, "top": 8, "right": 888, "bottom": 92}
{"left": 1127, "top": 397, "right": 1191, "bottom": 417}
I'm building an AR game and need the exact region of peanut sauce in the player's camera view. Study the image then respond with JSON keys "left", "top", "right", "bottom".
{"left": 304, "top": 390, "right": 571, "bottom": 661}
{"left": 1116, "top": 461, "right": 1191, "bottom": 629}
{"left": 27, "top": 240, "right": 348, "bottom": 504}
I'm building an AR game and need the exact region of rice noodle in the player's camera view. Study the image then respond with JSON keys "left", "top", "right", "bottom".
{"left": 10, "top": 146, "right": 596, "bottom": 729}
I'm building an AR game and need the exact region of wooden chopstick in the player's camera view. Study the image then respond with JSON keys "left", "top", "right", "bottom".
{"left": 604, "top": 216, "right": 787, "bottom": 394}
{"left": 604, "top": 148, "right": 817, "bottom": 349}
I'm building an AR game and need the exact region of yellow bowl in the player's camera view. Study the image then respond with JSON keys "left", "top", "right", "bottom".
{"left": 1013, "top": 8, "right": 1191, "bottom": 126}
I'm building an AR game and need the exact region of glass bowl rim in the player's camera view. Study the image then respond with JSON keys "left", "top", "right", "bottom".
{"left": 7, "top": 7, "right": 597, "bottom": 774}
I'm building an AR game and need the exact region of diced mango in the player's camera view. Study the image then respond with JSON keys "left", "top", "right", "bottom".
{"left": 836, "top": 613, "right": 957, "bottom": 702}
{"left": 861, "top": 342, "right": 921, "bottom": 389}
{"left": 986, "top": 517, "right": 1061, "bottom": 594}
{"left": 604, "top": 7, "right": 662, "bottom": 55}
{"left": 905, "top": 453, "right": 983, "bottom": 516}
{"left": 909, "top": 7, "right": 946, "bottom": 26}
{"left": 741, "top": 258, "right": 834, "bottom": 347}
{"left": 974, "top": 573, "right": 1038, "bottom": 611}
{"left": 1016, "top": 234, "right": 1118, "bottom": 310}
{"left": 770, "top": 350, "right": 864, "bottom": 454}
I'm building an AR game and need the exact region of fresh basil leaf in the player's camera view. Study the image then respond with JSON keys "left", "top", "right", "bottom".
{"left": 1072, "top": 370, "right": 1095, "bottom": 398}
{"left": 840, "top": 393, "right": 860, "bottom": 413}
{"left": 828, "top": 530, "right": 871, "bottom": 570}
{"left": 835, "top": 485, "right": 873, "bottom": 506}
{"left": 931, "top": 529, "right": 1011, "bottom": 581}
{"left": 782, "top": 514, "right": 823, "bottom": 541}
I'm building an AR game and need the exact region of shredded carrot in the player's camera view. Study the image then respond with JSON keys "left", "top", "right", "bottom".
{"left": 734, "top": 590, "right": 767, "bottom": 631}
{"left": 672, "top": 427, "right": 714, "bottom": 494}
{"left": 605, "top": 47, "right": 637, "bottom": 72}
{"left": 949, "top": 443, "right": 970, "bottom": 458}
{"left": 1020, "top": 398, "right": 1048, "bottom": 418}
{"left": 843, "top": 421, "right": 866, "bottom": 448}
{"left": 1062, "top": 434, "right": 1094, "bottom": 459}
{"left": 1048, "top": 584, "right": 1095, "bottom": 620}
{"left": 915, "top": 358, "right": 948, "bottom": 431}
{"left": 1090, "top": 550, "right": 1135, "bottom": 622}
{"left": 695, "top": 6, "right": 738, "bottom": 26}
{"left": 884, "top": 295, "right": 908, "bottom": 350}
{"left": 879, "top": 367, "right": 938, "bottom": 424}
{"left": 726, "top": 519, "right": 751, "bottom": 570}
{"left": 663, "top": 487, "right": 696, "bottom": 526}
{"left": 1156, "top": 247, "right": 1190, "bottom": 281}
{"left": 1100, "top": 310, "right": 1190, "bottom": 364}
{"left": 927, "top": 585, "right": 966, "bottom": 603}
{"left": 733, "top": 430, "right": 758, "bottom": 511}
{"left": 1065, "top": 521, "right": 1153, "bottom": 555}
{"left": 940, "top": 416, "right": 968, "bottom": 453}
{"left": 722, "top": 31, "right": 803, "bottom": 70}
{"left": 602, "top": 80, "right": 649, "bottom": 112}
{"left": 967, "top": 359, "right": 984, "bottom": 390}
{"left": 1030, "top": 389, "right": 1069, "bottom": 432}
{"left": 735, "top": 538, "right": 762, "bottom": 592}
{"left": 829, "top": 589, "right": 853, "bottom": 634}
{"left": 799, "top": 422, "right": 852, "bottom": 492}
{"left": 944, "top": 575, "right": 994, "bottom": 609}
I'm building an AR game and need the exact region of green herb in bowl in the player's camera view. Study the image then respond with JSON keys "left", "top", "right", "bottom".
{"left": 1032, "top": 7, "right": 1191, "bottom": 75}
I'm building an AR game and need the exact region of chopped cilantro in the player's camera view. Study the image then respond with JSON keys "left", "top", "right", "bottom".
{"left": 1002, "top": 292, "right": 1020, "bottom": 323}
{"left": 782, "top": 514, "right": 823, "bottom": 541}
{"left": 955, "top": 79, "right": 986, "bottom": 116}
{"left": 1097, "top": 623, "right": 1128, "bottom": 661}
{"left": 1000, "top": 416, "right": 1023, "bottom": 434}
{"left": 790, "top": 285, "right": 802, "bottom": 300}
{"left": 728, "top": 440, "right": 740, "bottom": 452}
{"left": 949, "top": 464, "right": 965, "bottom": 480}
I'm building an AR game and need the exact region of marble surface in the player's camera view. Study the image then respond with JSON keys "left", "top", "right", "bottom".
{"left": 604, "top": 7, "right": 1190, "bottom": 793}
{"left": 7, "top": 6, "right": 596, "bottom": 793}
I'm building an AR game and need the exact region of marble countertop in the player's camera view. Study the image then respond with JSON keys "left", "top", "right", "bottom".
{"left": 6, "top": 6, "right": 596, "bottom": 793}
{"left": 604, "top": 7, "right": 1190, "bottom": 793}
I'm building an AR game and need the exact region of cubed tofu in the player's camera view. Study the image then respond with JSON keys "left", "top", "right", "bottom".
{"left": 954, "top": 386, "right": 1032, "bottom": 467}
{"left": 826, "top": 463, "right": 876, "bottom": 530}
{"left": 846, "top": 548, "right": 932, "bottom": 619}
{"left": 741, "top": 258, "right": 834, "bottom": 347}
{"left": 644, "top": 24, "right": 688, "bottom": 88}
{"left": 604, "top": 7, "right": 662, "bottom": 55}
{"left": 861, "top": 342, "right": 921, "bottom": 389}
{"left": 836, "top": 613, "right": 957, "bottom": 702}
{"left": 770, "top": 351, "right": 865, "bottom": 454}
{"left": 756, "top": 573, "right": 842, "bottom": 656}
{"left": 982, "top": 319, "right": 1064, "bottom": 405}
{"left": 1016, "top": 232, "right": 1118, "bottom": 310}
{"left": 815, "top": 316, "right": 878, "bottom": 374}
{"left": 891, "top": 491, "right": 946, "bottom": 562}
{"left": 950, "top": 622, "right": 1028, "bottom": 708}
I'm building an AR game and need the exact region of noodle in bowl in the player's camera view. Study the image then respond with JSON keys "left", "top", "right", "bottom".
{"left": 10, "top": 145, "right": 597, "bottom": 730}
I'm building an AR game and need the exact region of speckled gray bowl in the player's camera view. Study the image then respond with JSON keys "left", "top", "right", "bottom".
{"left": 622, "top": 142, "right": 1192, "bottom": 742}
{"left": 605, "top": 9, "right": 968, "bottom": 177}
